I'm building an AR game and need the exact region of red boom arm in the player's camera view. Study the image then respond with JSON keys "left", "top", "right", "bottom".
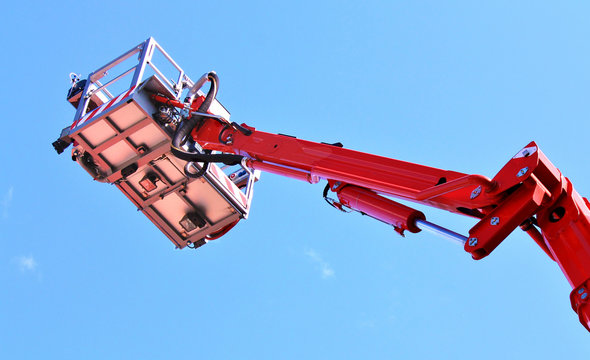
{"left": 156, "top": 97, "right": 590, "bottom": 332}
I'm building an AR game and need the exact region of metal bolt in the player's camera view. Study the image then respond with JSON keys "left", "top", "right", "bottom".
{"left": 579, "top": 288, "right": 586, "bottom": 294}
{"left": 468, "top": 237, "right": 478, "bottom": 247}
{"left": 331, "top": 181, "right": 341, "bottom": 190}
{"left": 517, "top": 167, "right": 529, "bottom": 177}
{"left": 470, "top": 186, "right": 482, "bottom": 199}
{"left": 490, "top": 217, "right": 500, "bottom": 226}
{"left": 583, "top": 293, "right": 588, "bottom": 300}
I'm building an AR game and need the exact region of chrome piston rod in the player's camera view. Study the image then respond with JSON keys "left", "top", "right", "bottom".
{"left": 415, "top": 219, "right": 467, "bottom": 245}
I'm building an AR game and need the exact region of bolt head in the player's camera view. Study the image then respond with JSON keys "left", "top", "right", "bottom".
{"left": 490, "top": 217, "right": 500, "bottom": 226}
{"left": 582, "top": 293, "right": 588, "bottom": 300}
{"left": 468, "top": 237, "right": 478, "bottom": 247}
{"left": 517, "top": 167, "right": 529, "bottom": 177}
{"left": 579, "top": 288, "right": 586, "bottom": 294}
{"left": 470, "top": 186, "right": 482, "bottom": 199}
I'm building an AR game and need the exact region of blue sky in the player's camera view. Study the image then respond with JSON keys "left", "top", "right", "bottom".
{"left": 2, "top": 1, "right": 590, "bottom": 358}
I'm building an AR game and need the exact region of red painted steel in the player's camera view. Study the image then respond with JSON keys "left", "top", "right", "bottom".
{"left": 466, "top": 177, "right": 551, "bottom": 260}
{"left": 151, "top": 93, "right": 205, "bottom": 112}
{"left": 191, "top": 120, "right": 499, "bottom": 213}
{"left": 152, "top": 96, "right": 590, "bottom": 332}
{"left": 520, "top": 219, "right": 555, "bottom": 260}
{"left": 337, "top": 185, "right": 425, "bottom": 235}
{"left": 414, "top": 174, "right": 495, "bottom": 201}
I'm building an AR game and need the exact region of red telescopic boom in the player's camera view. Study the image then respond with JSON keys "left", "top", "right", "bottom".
{"left": 153, "top": 98, "right": 590, "bottom": 331}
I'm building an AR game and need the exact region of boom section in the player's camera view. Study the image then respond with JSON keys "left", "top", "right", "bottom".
{"left": 192, "top": 117, "right": 499, "bottom": 215}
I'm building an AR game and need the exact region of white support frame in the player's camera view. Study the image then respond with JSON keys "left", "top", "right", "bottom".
{"left": 72, "top": 37, "right": 191, "bottom": 132}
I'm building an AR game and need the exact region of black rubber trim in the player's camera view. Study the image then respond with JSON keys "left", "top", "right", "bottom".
{"left": 170, "top": 147, "right": 244, "bottom": 166}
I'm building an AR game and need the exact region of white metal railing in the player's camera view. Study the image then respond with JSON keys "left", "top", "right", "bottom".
{"left": 73, "top": 37, "right": 192, "bottom": 123}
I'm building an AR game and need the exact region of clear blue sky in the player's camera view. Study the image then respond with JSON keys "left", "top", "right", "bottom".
{"left": 2, "top": 1, "right": 590, "bottom": 358}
